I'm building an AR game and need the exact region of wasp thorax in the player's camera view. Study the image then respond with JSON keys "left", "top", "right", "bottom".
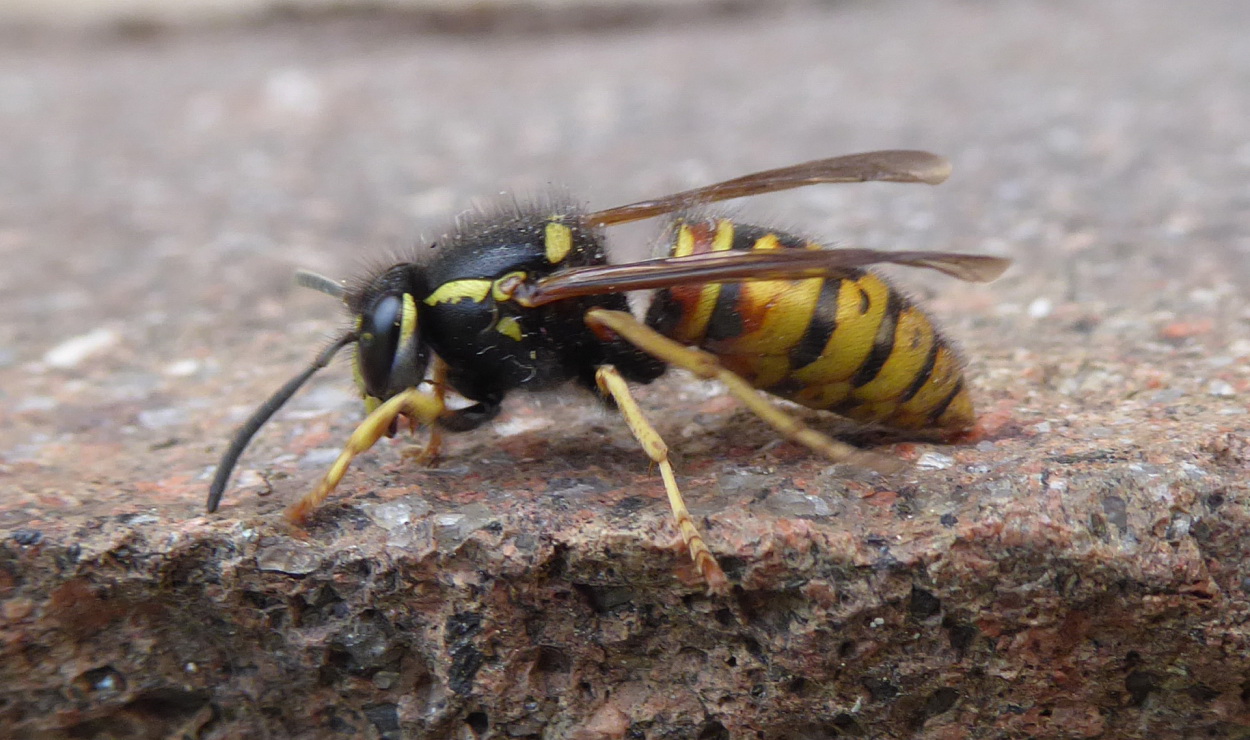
{"left": 356, "top": 292, "right": 427, "bottom": 401}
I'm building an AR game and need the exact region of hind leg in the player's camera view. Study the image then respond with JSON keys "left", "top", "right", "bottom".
{"left": 595, "top": 364, "right": 729, "bottom": 595}
{"left": 585, "top": 308, "right": 904, "bottom": 474}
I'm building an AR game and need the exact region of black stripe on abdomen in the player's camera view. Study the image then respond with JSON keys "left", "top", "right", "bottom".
{"left": 898, "top": 338, "right": 940, "bottom": 403}
{"left": 789, "top": 279, "right": 841, "bottom": 370}
{"left": 850, "top": 289, "right": 903, "bottom": 387}
{"left": 704, "top": 281, "right": 744, "bottom": 342}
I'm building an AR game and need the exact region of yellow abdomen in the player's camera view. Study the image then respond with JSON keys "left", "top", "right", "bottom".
{"left": 644, "top": 217, "right": 975, "bottom": 432}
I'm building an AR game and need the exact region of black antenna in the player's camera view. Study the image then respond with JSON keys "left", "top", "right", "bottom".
{"left": 205, "top": 332, "right": 355, "bottom": 513}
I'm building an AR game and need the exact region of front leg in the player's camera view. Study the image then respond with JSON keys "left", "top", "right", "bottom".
{"left": 286, "top": 387, "right": 445, "bottom": 523}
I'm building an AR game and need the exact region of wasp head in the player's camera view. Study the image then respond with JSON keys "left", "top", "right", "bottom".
{"left": 345, "top": 265, "right": 430, "bottom": 410}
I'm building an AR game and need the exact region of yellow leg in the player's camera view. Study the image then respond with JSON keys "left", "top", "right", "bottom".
{"left": 286, "top": 387, "right": 445, "bottom": 523}
{"left": 406, "top": 357, "right": 449, "bottom": 466}
{"left": 585, "top": 308, "right": 905, "bottom": 475}
{"left": 595, "top": 365, "right": 729, "bottom": 595}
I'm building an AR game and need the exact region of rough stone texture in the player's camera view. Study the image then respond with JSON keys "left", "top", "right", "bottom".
{"left": 1, "top": 1, "right": 1249, "bottom": 737}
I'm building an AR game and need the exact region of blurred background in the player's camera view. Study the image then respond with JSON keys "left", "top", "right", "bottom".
{"left": 4, "top": 0, "right": 740, "bottom": 28}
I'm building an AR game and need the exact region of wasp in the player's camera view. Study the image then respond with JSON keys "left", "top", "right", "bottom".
{"left": 206, "top": 150, "right": 1009, "bottom": 593}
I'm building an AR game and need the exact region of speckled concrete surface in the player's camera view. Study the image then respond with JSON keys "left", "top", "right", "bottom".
{"left": 1, "top": 1, "right": 1248, "bottom": 737}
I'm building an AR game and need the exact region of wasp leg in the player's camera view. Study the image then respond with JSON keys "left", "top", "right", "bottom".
{"left": 595, "top": 364, "right": 729, "bottom": 595}
{"left": 585, "top": 308, "right": 905, "bottom": 475}
{"left": 406, "top": 357, "right": 449, "bottom": 466}
{"left": 287, "top": 387, "right": 445, "bottom": 524}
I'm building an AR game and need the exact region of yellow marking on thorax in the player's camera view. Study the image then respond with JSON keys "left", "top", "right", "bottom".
{"left": 851, "top": 306, "right": 935, "bottom": 402}
{"left": 791, "top": 273, "right": 891, "bottom": 386}
{"left": 545, "top": 221, "right": 573, "bottom": 263}
{"left": 495, "top": 315, "right": 523, "bottom": 341}
{"left": 425, "top": 279, "right": 492, "bottom": 306}
{"left": 492, "top": 271, "right": 526, "bottom": 302}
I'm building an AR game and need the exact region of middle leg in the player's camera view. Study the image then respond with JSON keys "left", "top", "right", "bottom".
{"left": 406, "top": 357, "right": 449, "bottom": 466}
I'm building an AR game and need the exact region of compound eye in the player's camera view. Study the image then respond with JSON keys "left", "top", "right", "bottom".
{"left": 358, "top": 294, "right": 403, "bottom": 398}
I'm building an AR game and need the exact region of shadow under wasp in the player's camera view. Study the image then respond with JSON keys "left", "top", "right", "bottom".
{"left": 206, "top": 150, "right": 1009, "bottom": 593}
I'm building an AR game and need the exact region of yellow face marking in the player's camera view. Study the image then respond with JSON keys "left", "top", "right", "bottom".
{"left": 851, "top": 306, "right": 936, "bottom": 402}
{"left": 351, "top": 314, "right": 374, "bottom": 407}
{"left": 424, "top": 279, "right": 492, "bottom": 306}
{"left": 545, "top": 221, "right": 574, "bottom": 263}
{"left": 791, "top": 274, "right": 890, "bottom": 386}
{"left": 399, "top": 293, "right": 418, "bottom": 344}
{"left": 351, "top": 351, "right": 369, "bottom": 395}
{"left": 495, "top": 315, "right": 523, "bottom": 341}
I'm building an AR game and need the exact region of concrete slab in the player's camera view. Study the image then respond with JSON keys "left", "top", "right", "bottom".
{"left": 1, "top": 2, "right": 1247, "bottom": 737}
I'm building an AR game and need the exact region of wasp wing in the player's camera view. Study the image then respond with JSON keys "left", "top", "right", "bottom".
{"left": 515, "top": 248, "right": 1009, "bottom": 307}
{"left": 587, "top": 150, "right": 952, "bottom": 227}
